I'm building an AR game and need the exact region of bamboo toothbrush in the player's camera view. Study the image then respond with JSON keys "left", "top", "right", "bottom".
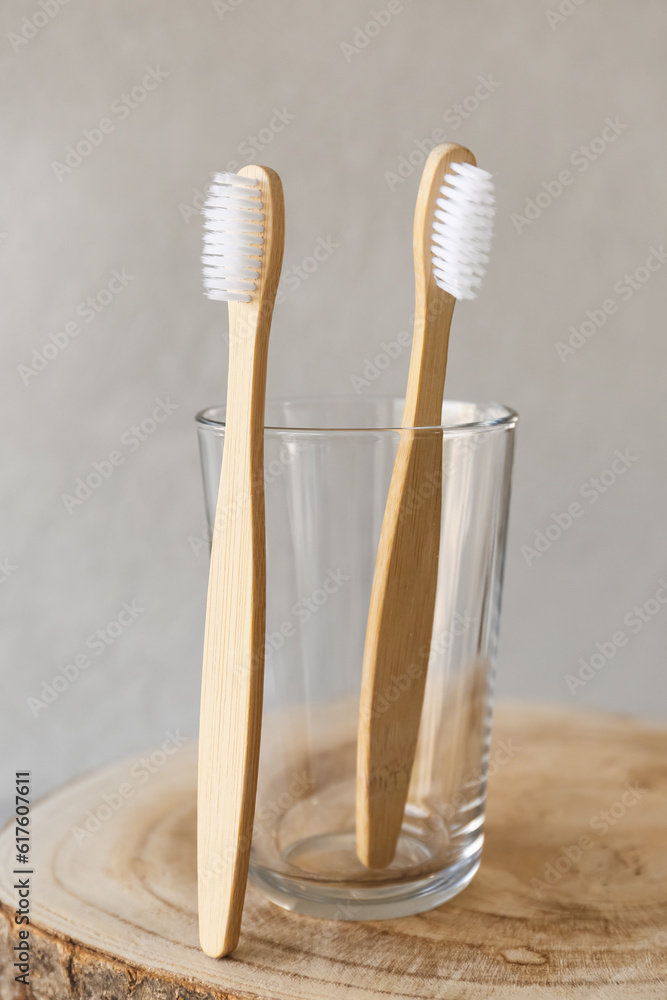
{"left": 197, "top": 165, "right": 284, "bottom": 957}
{"left": 356, "top": 143, "right": 494, "bottom": 869}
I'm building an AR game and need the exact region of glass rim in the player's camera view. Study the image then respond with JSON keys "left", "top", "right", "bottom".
{"left": 196, "top": 396, "right": 517, "bottom": 436}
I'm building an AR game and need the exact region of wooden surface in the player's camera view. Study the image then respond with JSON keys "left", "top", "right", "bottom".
{"left": 2, "top": 703, "right": 667, "bottom": 998}
{"left": 356, "top": 144, "right": 476, "bottom": 869}
{"left": 198, "top": 164, "right": 285, "bottom": 956}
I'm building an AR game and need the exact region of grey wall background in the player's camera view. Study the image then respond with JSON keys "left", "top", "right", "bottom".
{"left": 1, "top": 0, "right": 666, "bottom": 817}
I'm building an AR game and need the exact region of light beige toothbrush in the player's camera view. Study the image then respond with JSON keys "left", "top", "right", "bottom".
{"left": 356, "top": 143, "right": 495, "bottom": 869}
{"left": 197, "top": 165, "right": 284, "bottom": 957}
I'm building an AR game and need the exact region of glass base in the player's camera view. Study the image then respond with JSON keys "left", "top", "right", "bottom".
{"left": 249, "top": 831, "right": 483, "bottom": 920}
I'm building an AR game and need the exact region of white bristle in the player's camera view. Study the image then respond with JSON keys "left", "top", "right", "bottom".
{"left": 430, "top": 161, "right": 495, "bottom": 300}
{"left": 202, "top": 171, "right": 264, "bottom": 303}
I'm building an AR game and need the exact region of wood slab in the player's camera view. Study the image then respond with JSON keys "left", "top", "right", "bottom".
{"left": 1, "top": 703, "right": 666, "bottom": 998}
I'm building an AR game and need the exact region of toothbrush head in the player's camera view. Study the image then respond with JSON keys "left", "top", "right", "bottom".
{"left": 430, "top": 161, "right": 495, "bottom": 301}
{"left": 202, "top": 171, "right": 265, "bottom": 303}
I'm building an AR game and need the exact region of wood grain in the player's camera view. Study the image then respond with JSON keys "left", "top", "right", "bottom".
{"left": 356, "top": 144, "right": 477, "bottom": 869}
{"left": 2, "top": 704, "right": 666, "bottom": 999}
{"left": 198, "top": 164, "right": 285, "bottom": 957}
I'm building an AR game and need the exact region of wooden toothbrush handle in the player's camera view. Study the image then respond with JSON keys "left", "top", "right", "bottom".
{"left": 357, "top": 430, "right": 443, "bottom": 869}
{"left": 197, "top": 395, "right": 266, "bottom": 957}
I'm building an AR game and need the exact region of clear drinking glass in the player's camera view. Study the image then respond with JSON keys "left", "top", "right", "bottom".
{"left": 196, "top": 397, "right": 517, "bottom": 919}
